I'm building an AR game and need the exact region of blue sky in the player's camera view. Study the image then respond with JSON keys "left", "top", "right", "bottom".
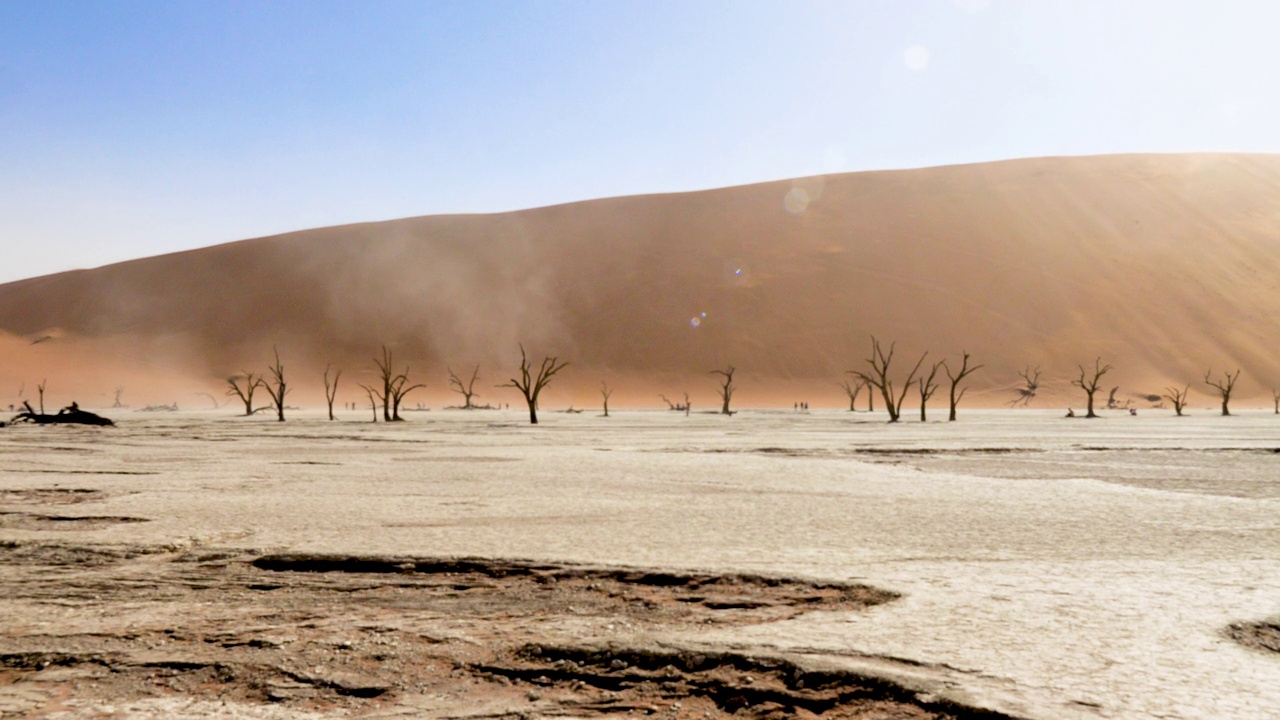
{"left": 2, "top": 0, "right": 1277, "bottom": 282}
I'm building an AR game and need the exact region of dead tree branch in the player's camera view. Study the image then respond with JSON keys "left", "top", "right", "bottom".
{"left": 1204, "top": 369, "right": 1241, "bottom": 416}
{"left": 1072, "top": 358, "right": 1113, "bottom": 418}
{"left": 264, "top": 347, "right": 289, "bottom": 422}
{"left": 1163, "top": 384, "right": 1190, "bottom": 417}
{"left": 710, "top": 366, "right": 736, "bottom": 415}
{"left": 943, "top": 352, "right": 983, "bottom": 421}
{"left": 448, "top": 365, "right": 482, "bottom": 409}
{"left": 499, "top": 344, "right": 569, "bottom": 425}
{"left": 226, "top": 371, "right": 265, "bottom": 416}
{"left": 852, "top": 337, "right": 926, "bottom": 423}
{"left": 838, "top": 378, "right": 863, "bottom": 412}
{"left": 323, "top": 365, "right": 341, "bottom": 421}
{"left": 600, "top": 381, "right": 613, "bottom": 417}
{"left": 917, "top": 361, "right": 942, "bottom": 422}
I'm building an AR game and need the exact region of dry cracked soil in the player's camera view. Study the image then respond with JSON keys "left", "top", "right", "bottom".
{"left": 0, "top": 537, "right": 1007, "bottom": 719}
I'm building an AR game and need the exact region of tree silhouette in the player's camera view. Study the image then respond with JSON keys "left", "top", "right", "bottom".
{"left": 323, "top": 365, "right": 341, "bottom": 421}
{"left": 264, "top": 347, "right": 289, "bottom": 422}
{"left": 226, "top": 371, "right": 265, "bottom": 416}
{"left": 838, "top": 378, "right": 864, "bottom": 412}
{"left": 943, "top": 351, "right": 983, "bottom": 421}
{"left": 1164, "top": 384, "right": 1190, "bottom": 416}
{"left": 499, "top": 344, "right": 568, "bottom": 425}
{"left": 710, "top": 366, "right": 736, "bottom": 415}
{"left": 448, "top": 365, "right": 481, "bottom": 409}
{"left": 917, "top": 361, "right": 942, "bottom": 421}
{"left": 600, "top": 381, "right": 613, "bottom": 417}
{"left": 852, "top": 337, "right": 926, "bottom": 423}
{"left": 1204, "top": 369, "right": 1240, "bottom": 416}
{"left": 373, "top": 346, "right": 423, "bottom": 421}
{"left": 1072, "top": 358, "right": 1113, "bottom": 418}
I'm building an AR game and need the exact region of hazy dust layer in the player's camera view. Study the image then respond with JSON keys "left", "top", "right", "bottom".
{"left": 0, "top": 541, "right": 1004, "bottom": 719}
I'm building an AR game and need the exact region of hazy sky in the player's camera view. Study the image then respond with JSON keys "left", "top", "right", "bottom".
{"left": 2, "top": 0, "right": 1277, "bottom": 283}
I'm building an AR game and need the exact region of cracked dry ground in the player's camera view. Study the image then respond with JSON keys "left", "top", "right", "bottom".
{"left": 0, "top": 539, "right": 1016, "bottom": 719}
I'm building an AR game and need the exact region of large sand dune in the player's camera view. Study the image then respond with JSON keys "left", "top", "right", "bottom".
{"left": 3, "top": 153, "right": 1279, "bottom": 409}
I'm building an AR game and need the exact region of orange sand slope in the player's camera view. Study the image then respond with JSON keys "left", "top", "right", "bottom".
{"left": 2, "top": 153, "right": 1279, "bottom": 409}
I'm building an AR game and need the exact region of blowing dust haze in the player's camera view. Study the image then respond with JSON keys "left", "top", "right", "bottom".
{"left": 2, "top": 153, "right": 1280, "bottom": 411}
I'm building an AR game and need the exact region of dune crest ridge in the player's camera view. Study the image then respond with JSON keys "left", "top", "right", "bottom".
{"left": 3, "top": 153, "right": 1279, "bottom": 409}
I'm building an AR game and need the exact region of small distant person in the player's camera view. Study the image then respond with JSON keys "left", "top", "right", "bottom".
{"left": 1066, "top": 408, "right": 1075, "bottom": 417}
{"left": 1129, "top": 408, "right": 1137, "bottom": 416}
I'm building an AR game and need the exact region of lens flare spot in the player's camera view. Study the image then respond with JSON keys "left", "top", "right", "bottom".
{"left": 690, "top": 317, "right": 701, "bottom": 328}
{"left": 784, "top": 187, "right": 811, "bottom": 215}
{"left": 700, "top": 312, "right": 707, "bottom": 318}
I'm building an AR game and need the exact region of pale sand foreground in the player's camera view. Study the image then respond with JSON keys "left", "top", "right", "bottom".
{"left": 1, "top": 408, "right": 1278, "bottom": 719}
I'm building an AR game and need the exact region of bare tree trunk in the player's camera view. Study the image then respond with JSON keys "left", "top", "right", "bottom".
{"left": 600, "top": 381, "right": 613, "bottom": 417}
{"left": 359, "top": 385, "right": 379, "bottom": 422}
{"left": 918, "top": 362, "right": 941, "bottom": 422}
{"left": 500, "top": 344, "right": 569, "bottom": 425}
{"left": 226, "top": 372, "right": 265, "bottom": 416}
{"left": 1072, "top": 358, "right": 1113, "bottom": 419}
{"left": 710, "top": 367, "right": 736, "bottom": 415}
{"left": 1164, "top": 384, "right": 1189, "bottom": 416}
{"left": 448, "top": 366, "right": 481, "bottom": 409}
{"left": 944, "top": 352, "right": 983, "bottom": 422}
{"left": 853, "top": 337, "right": 926, "bottom": 423}
{"left": 323, "top": 365, "right": 341, "bottom": 421}
{"left": 265, "top": 347, "right": 288, "bottom": 422}
{"left": 1204, "top": 369, "right": 1240, "bottom": 416}
{"left": 839, "top": 378, "right": 862, "bottom": 411}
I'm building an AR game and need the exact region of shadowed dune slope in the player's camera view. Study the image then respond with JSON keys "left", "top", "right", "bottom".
{"left": 3, "top": 153, "right": 1280, "bottom": 408}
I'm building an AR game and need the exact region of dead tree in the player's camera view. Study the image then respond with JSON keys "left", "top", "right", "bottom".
{"left": 499, "top": 344, "right": 569, "bottom": 425}
{"left": 264, "top": 347, "right": 289, "bottom": 422}
{"left": 323, "top": 365, "right": 341, "bottom": 421}
{"left": 373, "top": 346, "right": 424, "bottom": 421}
{"left": 943, "top": 351, "right": 983, "bottom": 421}
{"left": 658, "top": 394, "right": 677, "bottom": 410}
{"left": 917, "top": 361, "right": 942, "bottom": 422}
{"left": 1204, "top": 369, "right": 1241, "bottom": 416}
{"left": 226, "top": 372, "right": 265, "bottom": 416}
{"left": 12, "top": 401, "right": 113, "bottom": 427}
{"left": 37, "top": 379, "right": 46, "bottom": 414}
{"left": 852, "top": 337, "right": 926, "bottom": 423}
{"left": 838, "top": 378, "right": 863, "bottom": 411}
{"left": 1072, "top": 358, "right": 1113, "bottom": 418}
{"left": 1273, "top": 388, "right": 1280, "bottom": 415}
{"left": 710, "top": 366, "right": 736, "bottom": 415}
{"left": 448, "top": 365, "right": 482, "bottom": 409}
{"left": 358, "top": 384, "right": 380, "bottom": 422}
{"left": 389, "top": 372, "right": 424, "bottom": 420}
{"left": 683, "top": 391, "right": 691, "bottom": 417}
{"left": 1164, "top": 384, "right": 1190, "bottom": 416}
{"left": 1008, "top": 366, "right": 1041, "bottom": 407}
{"left": 600, "top": 382, "right": 613, "bottom": 417}
{"left": 112, "top": 387, "right": 126, "bottom": 408}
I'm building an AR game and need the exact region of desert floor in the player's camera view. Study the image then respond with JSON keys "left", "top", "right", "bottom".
{"left": 0, "top": 408, "right": 1277, "bottom": 719}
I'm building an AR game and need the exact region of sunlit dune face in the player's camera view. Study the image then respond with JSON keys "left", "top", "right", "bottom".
{"left": 3, "top": 155, "right": 1280, "bottom": 410}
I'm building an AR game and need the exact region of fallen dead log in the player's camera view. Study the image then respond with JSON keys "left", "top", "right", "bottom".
{"left": 10, "top": 401, "right": 114, "bottom": 427}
